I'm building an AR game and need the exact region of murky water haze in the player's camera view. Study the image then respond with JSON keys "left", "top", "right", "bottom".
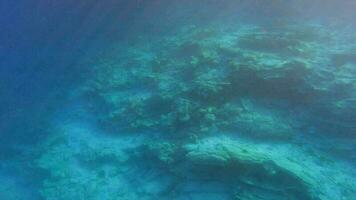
{"left": 1, "top": 1, "right": 355, "bottom": 199}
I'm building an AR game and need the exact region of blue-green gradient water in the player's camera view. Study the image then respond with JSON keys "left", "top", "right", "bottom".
{"left": 1, "top": 1, "right": 356, "bottom": 199}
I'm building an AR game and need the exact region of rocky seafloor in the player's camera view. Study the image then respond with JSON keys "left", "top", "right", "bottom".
{"left": 2, "top": 21, "right": 355, "bottom": 200}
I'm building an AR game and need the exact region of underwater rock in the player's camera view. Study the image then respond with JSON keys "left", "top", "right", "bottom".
{"left": 49, "top": 23, "right": 356, "bottom": 200}
{"left": 36, "top": 130, "right": 356, "bottom": 200}
{"left": 237, "top": 31, "right": 301, "bottom": 54}
{"left": 331, "top": 53, "right": 356, "bottom": 67}
{"left": 142, "top": 141, "right": 178, "bottom": 164}
{"left": 232, "top": 99, "right": 295, "bottom": 140}
{"left": 80, "top": 23, "right": 355, "bottom": 142}
{"left": 184, "top": 136, "right": 356, "bottom": 200}
{"left": 35, "top": 125, "right": 146, "bottom": 200}
{"left": 228, "top": 57, "right": 319, "bottom": 103}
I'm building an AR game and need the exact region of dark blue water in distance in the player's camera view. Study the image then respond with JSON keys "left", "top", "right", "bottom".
{"left": 1, "top": 1, "right": 356, "bottom": 199}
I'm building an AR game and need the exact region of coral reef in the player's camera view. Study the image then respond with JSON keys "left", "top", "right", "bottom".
{"left": 36, "top": 22, "right": 356, "bottom": 200}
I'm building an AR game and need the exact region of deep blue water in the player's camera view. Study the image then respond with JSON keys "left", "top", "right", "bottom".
{"left": 1, "top": 1, "right": 356, "bottom": 200}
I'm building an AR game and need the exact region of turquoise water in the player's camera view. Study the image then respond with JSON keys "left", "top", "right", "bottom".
{"left": 1, "top": 1, "right": 356, "bottom": 199}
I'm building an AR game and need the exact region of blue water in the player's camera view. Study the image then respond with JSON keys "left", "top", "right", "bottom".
{"left": 1, "top": 1, "right": 356, "bottom": 200}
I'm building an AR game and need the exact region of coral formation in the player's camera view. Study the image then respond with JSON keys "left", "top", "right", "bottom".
{"left": 35, "top": 22, "right": 356, "bottom": 200}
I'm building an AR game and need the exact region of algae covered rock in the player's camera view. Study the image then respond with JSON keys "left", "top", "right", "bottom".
{"left": 35, "top": 125, "right": 145, "bottom": 200}
{"left": 83, "top": 24, "right": 336, "bottom": 135}
{"left": 184, "top": 136, "right": 356, "bottom": 200}
{"left": 231, "top": 99, "right": 295, "bottom": 140}
{"left": 142, "top": 140, "right": 179, "bottom": 164}
{"left": 42, "top": 22, "right": 356, "bottom": 200}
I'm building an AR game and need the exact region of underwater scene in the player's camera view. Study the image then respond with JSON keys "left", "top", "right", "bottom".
{"left": 1, "top": 1, "right": 356, "bottom": 200}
